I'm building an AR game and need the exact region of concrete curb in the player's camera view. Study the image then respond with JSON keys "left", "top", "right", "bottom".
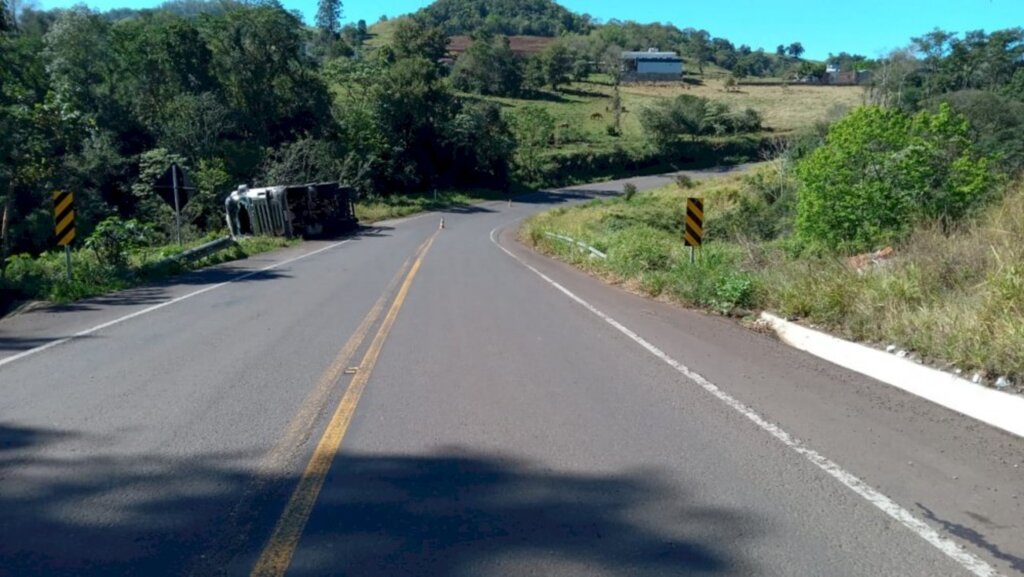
{"left": 760, "top": 312, "right": 1024, "bottom": 440}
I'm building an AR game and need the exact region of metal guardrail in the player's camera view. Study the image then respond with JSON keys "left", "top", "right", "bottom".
{"left": 543, "top": 232, "right": 607, "bottom": 259}
{"left": 155, "top": 236, "right": 236, "bottom": 269}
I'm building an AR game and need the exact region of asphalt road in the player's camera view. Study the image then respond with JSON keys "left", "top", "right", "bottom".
{"left": 1, "top": 168, "right": 1022, "bottom": 577}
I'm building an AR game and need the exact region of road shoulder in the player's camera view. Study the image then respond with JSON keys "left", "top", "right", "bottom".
{"left": 497, "top": 222, "right": 1024, "bottom": 577}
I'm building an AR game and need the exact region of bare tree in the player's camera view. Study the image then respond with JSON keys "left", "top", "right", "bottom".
{"left": 600, "top": 44, "right": 624, "bottom": 133}
{"left": 866, "top": 48, "right": 919, "bottom": 108}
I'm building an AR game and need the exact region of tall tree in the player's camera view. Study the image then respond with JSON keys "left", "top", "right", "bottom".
{"left": 688, "top": 30, "right": 712, "bottom": 75}
{"left": 391, "top": 17, "right": 448, "bottom": 63}
{"left": 201, "top": 4, "right": 331, "bottom": 144}
{"left": 1, "top": 0, "right": 12, "bottom": 32}
{"left": 315, "top": 0, "right": 342, "bottom": 36}
{"left": 450, "top": 34, "right": 523, "bottom": 96}
{"left": 539, "top": 42, "right": 572, "bottom": 90}
{"left": 786, "top": 42, "right": 804, "bottom": 59}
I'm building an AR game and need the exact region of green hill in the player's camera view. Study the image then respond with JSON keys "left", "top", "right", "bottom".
{"left": 414, "top": 0, "right": 590, "bottom": 37}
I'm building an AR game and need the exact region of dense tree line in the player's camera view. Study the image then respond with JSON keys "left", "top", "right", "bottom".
{"left": 792, "top": 28, "right": 1024, "bottom": 252}
{"left": 0, "top": 0, "right": 511, "bottom": 257}
{"left": 869, "top": 27, "right": 1024, "bottom": 111}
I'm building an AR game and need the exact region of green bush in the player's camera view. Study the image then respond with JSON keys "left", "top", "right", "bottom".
{"left": 600, "top": 198, "right": 683, "bottom": 236}
{"left": 795, "top": 104, "right": 998, "bottom": 252}
{"left": 85, "top": 217, "right": 154, "bottom": 268}
{"left": 665, "top": 244, "right": 759, "bottom": 313}
{"left": 928, "top": 90, "right": 1024, "bottom": 176}
{"left": 640, "top": 94, "right": 763, "bottom": 150}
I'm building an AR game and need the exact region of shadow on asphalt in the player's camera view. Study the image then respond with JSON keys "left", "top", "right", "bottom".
{"left": 0, "top": 426, "right": 748, "bottom": 576}
{"left": 0, "top": 268, "right": 293, "bottom": 329}
{"left": 512, "top": 189, "right": 620, "bottom": 205}
{"left": 0, "top": 334, "right": 100, "bottom": 354}
{"left": 918, "top": 503, "right": 1024, "bottom": 573}
{"left": 292, "top": 450, "right": 743, "bottom": 576}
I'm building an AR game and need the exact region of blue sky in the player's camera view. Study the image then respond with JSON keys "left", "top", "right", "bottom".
{"left": 36, "top": 0, "right": 1024, "bottom": 60}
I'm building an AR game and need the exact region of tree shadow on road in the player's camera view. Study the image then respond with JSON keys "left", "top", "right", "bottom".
{"left": 281, "top": 448, "right": 748, "bottom": 576}
{"left": 0, "top": 267, "right": 294, "bottom": 322}
{"left": 917, "top": 503, "right": 1024, "bottom": 573}
{"left": 0, "top": 424, "right": 752, "bottom": 577}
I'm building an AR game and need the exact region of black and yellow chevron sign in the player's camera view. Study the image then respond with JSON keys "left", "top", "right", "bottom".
{"left": 684, "top": 197, "right": 704, "bottom": 247}
{"left": 53, "top": 190, "right": 76, "bottom": 246}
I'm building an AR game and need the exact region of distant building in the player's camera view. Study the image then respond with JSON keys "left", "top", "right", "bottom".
{"left": 621, "top": 48, "right": 684, "bottom": 79}
{"left": 825, "top": 63, "right": 842, "bottom": 84}
{"left": 797, "top": 63, "right": 871, "bottom": 86}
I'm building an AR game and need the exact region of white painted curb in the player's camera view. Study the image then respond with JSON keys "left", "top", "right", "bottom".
{"left": 761, "top": 312, "right": 1024, "bottom": 440}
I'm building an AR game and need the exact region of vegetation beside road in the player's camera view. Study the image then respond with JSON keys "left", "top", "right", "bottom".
{"left": 1, "top": 229, "right": 293, "bottom": 313}
{"left": 525, "top": 91, "right": 1024, "bottom": 383}
{"left": 0, "top": 187, "right": 514, "bottom": 313}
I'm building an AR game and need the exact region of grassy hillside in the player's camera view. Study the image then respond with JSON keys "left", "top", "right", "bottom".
{"left": 623, "top": 81, "right": 863, "bottom": 134}
{"left": 474, "top": 78, "right": 863, "bottom": 152}
{"left": 365, "top": 18, "right": 404, "bottom": 49}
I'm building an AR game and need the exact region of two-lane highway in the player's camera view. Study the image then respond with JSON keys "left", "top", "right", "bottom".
{"left": 1, "top": 171, "right": 1022, "bottom": 576}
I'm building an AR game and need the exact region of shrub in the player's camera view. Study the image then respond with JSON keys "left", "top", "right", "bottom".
{"left": 85, "top": 217, "right": 154, "bottom": 268}
{"left": 795, "top": 104, "right": 998, "bottom": 252}
{"left": 640, "top": 95, "right": 763, "bottom": 151}
{"left": 666, "top": 244, "right": 759, "bottom": 313}
{"left": 928, "top": 90, "right": 1024, "bottom": 176}
{"left": 622, "top": 182, "right": 638, "bottom": 201}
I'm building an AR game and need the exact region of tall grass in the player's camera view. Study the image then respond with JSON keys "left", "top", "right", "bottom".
{"left": 523, "top": 170, "right": 1024, "bottom": 379}
{"left": 765, "top": 189, "right": 1024, "bottom": 376}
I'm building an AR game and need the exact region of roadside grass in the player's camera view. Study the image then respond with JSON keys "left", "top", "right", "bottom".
{"left": 523, "top": 168, "right": 1024, "bottom": 380}
{"left": 1, "top": 234, "right": 295, "bottom": 309}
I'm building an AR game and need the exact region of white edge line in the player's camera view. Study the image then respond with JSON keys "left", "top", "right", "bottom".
{"left": 490, "top": 225, "right": 1001, "bottom": 577}
{"left": 0, "top": 240, "right": 350, "bottom": 369}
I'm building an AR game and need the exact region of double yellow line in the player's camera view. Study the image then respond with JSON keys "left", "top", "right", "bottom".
{"left": 251, "top": 231, "right": 439, "bottom": 577}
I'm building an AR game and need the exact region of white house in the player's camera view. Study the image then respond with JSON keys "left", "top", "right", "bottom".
{"left": 622, "top": 48, "right": 684, "bottom": 77}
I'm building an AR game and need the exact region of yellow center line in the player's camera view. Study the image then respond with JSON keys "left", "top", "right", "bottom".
{"left": 255, "top": 256, "right": 413, "bottom": 476}
{"left": 251, "top": 230, "right": 439, "bottom": 577}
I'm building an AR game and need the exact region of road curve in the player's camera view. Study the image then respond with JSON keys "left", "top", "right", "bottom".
{"left": 1, "top": 169, "right": 1022, "bottom": 577}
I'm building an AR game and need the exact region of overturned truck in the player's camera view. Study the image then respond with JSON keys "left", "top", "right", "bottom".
{"left": 225, "top": 182, "right": 358, "bottom": 238}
